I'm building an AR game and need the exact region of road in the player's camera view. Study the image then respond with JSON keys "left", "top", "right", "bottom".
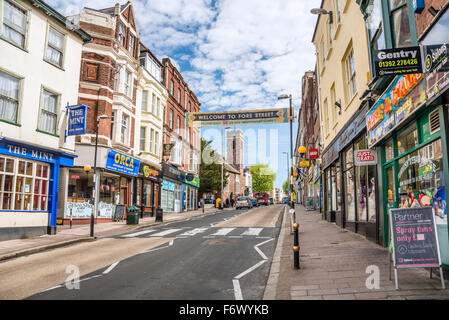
{"left": 0, "top": 204, "right": 284, "bottom": 300}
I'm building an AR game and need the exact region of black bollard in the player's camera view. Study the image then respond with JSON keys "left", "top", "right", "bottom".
{"left": 293, "top": 223, "right": 300, "bottom": 269}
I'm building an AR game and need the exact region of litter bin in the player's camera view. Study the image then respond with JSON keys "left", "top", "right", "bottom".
{"left": 127, "top": 212, "right": 139, "bottom": 225}
{"left": 155, "top": 208, "right": 163, "bottom": 222}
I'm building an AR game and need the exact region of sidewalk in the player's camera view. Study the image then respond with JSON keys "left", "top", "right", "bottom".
{"left": 0, "top": 206, "right": 226, "bottom": 262}
{"left": 266, "top": 205, "right": 449, "bottom": 300}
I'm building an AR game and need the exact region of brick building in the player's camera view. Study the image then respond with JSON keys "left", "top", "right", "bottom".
{"left": 223, "top": 130, "right": 245, "bottom": 202}
{"left": 63, "top": 1, "right": 142, "bottom": 224}
{"left": 161, "top": 58, "right": 201, "bottom": 212}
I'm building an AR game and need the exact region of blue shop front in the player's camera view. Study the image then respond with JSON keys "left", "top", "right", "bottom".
{"left": 0, "top": 138, "right": 75, "bottom": 240}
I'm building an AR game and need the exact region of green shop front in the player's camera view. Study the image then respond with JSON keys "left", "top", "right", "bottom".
{"left": 366, "top": 73, "right": 449, "bottom": 267}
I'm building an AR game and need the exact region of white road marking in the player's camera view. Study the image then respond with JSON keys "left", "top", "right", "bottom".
{"left": 103, "top": 261, "right": 120, "bottom": 274}
{"left": 211, "top": 228, "right": 235, "bottom": 236}
{"left": 233, "top": 279, "right": 243, "bottom": 300}
{"left": 142, "top": 239, "right": 174, "bottom": 253}
{"left": 180, "top": 227, "right": 209, "bottom": 236}
{"left": 234, "top": 260, "right": 266, "bottom": 280}
{"left": 241, "top": 228, "right": 264, "bottom": 236}
{"left": 232, "top": 237, "right": 274, "bottom": 300}
{"left": 121, "top": 229, "right": 156, "bottom": 238}
{"left": 150, "top": 229, "right": 182, "bottom": 237}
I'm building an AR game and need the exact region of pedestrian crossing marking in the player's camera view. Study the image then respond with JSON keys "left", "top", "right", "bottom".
{"left": 241, "top": 228, "right": 263, "bottom": 236}
{"left": 121, "top": 229, "right": 157, "bottom": 238}
{"left": 211, "top": 228, "right": 236, "bottom": 236}
{"left": 180, "top": 227, "right": 209, "bottom": 236}
{"left": 150, "top": 229, "right": 183, "bottom": 237}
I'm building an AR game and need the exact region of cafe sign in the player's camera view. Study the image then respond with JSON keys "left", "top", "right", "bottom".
{"left": 366, "top": 73, "right": 426, "bottom": 147}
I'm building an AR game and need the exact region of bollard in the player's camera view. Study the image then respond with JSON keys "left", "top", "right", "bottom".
{"left": 293, "top": 223, "right": 300, "bottom": 269}
{"left": 70, "top": 208, "right": 73, "bottom": 229}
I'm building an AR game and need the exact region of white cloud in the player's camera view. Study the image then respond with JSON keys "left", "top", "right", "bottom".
{"left": 47, "top": 0, "right": 320, "bottom": 112}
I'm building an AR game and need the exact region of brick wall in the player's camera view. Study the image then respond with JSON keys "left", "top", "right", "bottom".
{"left": 415, "top": 0, "right": 448, "bottom": 38}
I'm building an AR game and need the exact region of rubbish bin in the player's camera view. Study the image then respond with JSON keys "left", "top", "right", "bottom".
{"left": 127, "top": 212, "right": 139, "bottom": 225}
{"left": 155, "top": 208, "right": 163, "bottom": 222}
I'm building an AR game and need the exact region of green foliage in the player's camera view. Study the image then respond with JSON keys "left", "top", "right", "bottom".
{"left": 250, "top": 164, "right": 276, "bottom": 192}
{"left": 282, "top": 179, "right": 293, "bottom": 195}
{"left": 199, "top": 138, "right": 229, "bottom": 194}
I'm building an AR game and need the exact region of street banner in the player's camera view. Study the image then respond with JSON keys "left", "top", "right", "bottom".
{"left": 423, "top": 43, "right": 449, "bottom": 104}
{"left": 389, "top": 207, "right": 445, "bottom": 289}
{"left": 354, "top": 149, "right": 377, "bottom": 166}
{"left": 67, "top": 104, "right": 89, "bottom": 136}
{"left": 374, "top": 46, "right": 423, "bottom": 77}
{"left": 186, "top": 108, "right": 291, "bottom": 128}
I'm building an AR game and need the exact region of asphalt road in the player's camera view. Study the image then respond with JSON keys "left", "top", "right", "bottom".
{"left": 26, "top": 204, "right": 284, "bottom": 300}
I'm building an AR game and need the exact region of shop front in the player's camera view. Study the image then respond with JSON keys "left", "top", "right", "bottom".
{"left": 322, "top": 101, "right": 379, "bottom": 242}
{"left": 63, "top": 148, "right": 139, "bottom": 224}
{"left": 183, "top": 175, "right": 200, "bottom": 211}
{"left": 161, "top": 162, "right": 184, "bottom": 213}
{"left": 0, "top": 138, "right": 75, "bottom": 240}
{"left": 136, "top": 163, "right": 162, "bottom": 217}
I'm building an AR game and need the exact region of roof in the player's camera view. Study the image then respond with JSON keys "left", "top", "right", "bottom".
{"left": 28, "top": 0, "right": 92, "bottom": 43}
{"left": 311, "top": 0, "right": 324, "bottom": 44}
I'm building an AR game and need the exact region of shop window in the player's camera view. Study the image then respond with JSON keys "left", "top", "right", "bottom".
{"left": 367, "top": 165, "right": 377, "bottom": 222}
{"left": 397, "top": 123, "right": 417, "bottom": 156}
{"left": 385, "top": 138, "right": 394, "bottom": 162}
{"left": 99, "top": 177, "right": 119, "bottom": 204}
{"left": 0, "top": 157, "right": 49, "bottom": 211}
{"left": 144, "top": 182, "right": 152, "bottom": 207}
{"left": 386, "top": 166, "right": 396, "bottom": 208}
{"left": 398, "top": 139, "right": 443, "bottom": 211}
{"left": 344, "top": 146, "right": 356, "bottom": 222}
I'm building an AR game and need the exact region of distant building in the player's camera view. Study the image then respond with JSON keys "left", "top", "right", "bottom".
{"left": 225, "top": 130, "right": 245, "bottom": 200}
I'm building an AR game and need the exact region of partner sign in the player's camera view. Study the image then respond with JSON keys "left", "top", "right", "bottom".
{"left": 186, "top": 108, "right": 291, "bottom": 128}
{"left": 374, "top": 46, "right": 422, "bottom": 77}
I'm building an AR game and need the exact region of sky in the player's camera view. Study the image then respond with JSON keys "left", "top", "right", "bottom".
{"left": 48, "top": 0, "right": 321, "bottom": 189}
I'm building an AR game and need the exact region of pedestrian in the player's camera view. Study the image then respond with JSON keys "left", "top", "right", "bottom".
{"left": 226, "top": 198, "right": 230, "bottom": 208}
{"left": 230, "top": 197, "right": 235, "bottom": 207}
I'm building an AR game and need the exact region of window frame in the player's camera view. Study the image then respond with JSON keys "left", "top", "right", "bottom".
{"left": 38, "top": 86, "right": 60, "bottom": 135}
{"left": 44, "top": 24, "right": 66, "bottom": 69}
{"left": 1, "top": 0, "right": 29, "bottom": 50}
{"left": 344, "top": 48, "right": 357, "bottom": 102}
{"left": 140, "top": 126, "right": 146, "bottom": 152}
{"left": 0, "top": 68, "right": 21, "bottom": 125}
{"left": 120, "top": 113, "right": 129, "bottom": 145}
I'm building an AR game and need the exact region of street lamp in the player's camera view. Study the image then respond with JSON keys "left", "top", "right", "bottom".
{"left": 221, "top": 126, "right": 231, "bottom": 209}
{"left": 310, "top": 8, "right": 333, "bottom": 24}
{"left": 90, "top": 114, "right": 108, "bottom": 237}
{"left": 278, "top": 94, "right": 294, "bottom": 206}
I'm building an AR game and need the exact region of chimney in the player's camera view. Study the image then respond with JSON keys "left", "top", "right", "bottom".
{"left": 114, "top": 3, "right": 120, "bottom": 16}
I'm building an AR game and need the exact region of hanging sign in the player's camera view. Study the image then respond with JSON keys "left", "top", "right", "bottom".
{"left": 299, "top": 161, "right": 310, "bottom": 168}
{"left": 308, "top": 149, "right": 319, "bottom": 159}
{"left": 374, "top": 46, "right": 423, "bottom": 77}
{"left": 163, "top": 143, "right": 174, "bottom": 156}
{"left": 354, "top": 149, "right": 377, "bottom": 166}
{"left": 186, "top": 108, "right": 291, "bottom": 128}
{"left": 67, "top": 104, "right": 89, "bottom": 136}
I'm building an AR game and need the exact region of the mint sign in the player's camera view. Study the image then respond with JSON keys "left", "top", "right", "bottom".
{"left": 67, "top": 105, "right": 89, "bottom": 136}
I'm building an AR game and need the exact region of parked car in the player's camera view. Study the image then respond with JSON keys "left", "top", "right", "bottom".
{"left": 236, "top": 196, "right": 253, "bottom": 209}
{"left": 282, "top": 197, "right": 289, "bottom": 204}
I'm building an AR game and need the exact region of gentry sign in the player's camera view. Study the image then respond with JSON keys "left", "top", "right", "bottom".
{"left": 374, "top": 46, "right": 422, "bottom": 77}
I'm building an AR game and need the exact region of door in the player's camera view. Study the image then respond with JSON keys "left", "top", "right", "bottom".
{"left": 384, "top": 163, "right": 398, "bottom": 247}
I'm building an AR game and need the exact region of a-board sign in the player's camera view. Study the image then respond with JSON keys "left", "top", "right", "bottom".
{"left": 374, "top": 46, "right": 422, "bottom": 77}
{"left": 389, "top": 207, "right": 441, "bottom": 269}
{"left": 114, "top": 205, "right": 126, "bottom": 221}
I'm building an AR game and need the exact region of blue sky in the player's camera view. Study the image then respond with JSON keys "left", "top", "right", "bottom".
{"left": 48, "top": 0, "right": 321, "bottom": 189}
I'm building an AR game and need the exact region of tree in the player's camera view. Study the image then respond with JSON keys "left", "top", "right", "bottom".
{"left": 282, "top": 179, "right": 293, "bottom": 195}
{"left": 199, "top": 138, "right": 229, "bottom": 196}
{"left": 250, "top": 164, "right": 276, "bottom": 193}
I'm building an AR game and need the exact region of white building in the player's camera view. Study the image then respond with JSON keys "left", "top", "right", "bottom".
{"left": 0, "top": 0, "right": 91, "bottom": 240}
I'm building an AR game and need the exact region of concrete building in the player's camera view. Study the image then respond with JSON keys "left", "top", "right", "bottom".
{"left": 0, "top": 0, "right": 91, "bottom": 240}
{"left": 65, "top": 1, "right": 142, "bottom": 224}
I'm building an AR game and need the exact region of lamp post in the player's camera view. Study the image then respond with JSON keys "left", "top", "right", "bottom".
{"left": 90, "top": 114, "right": 108, "bottom": 237}
{"left": 221, "top": 126, "right": 231, "bottom": 209}
{"left": 282, "top": 151, "right": 290, "bottom": 202}
{"left": 278, "top": 94, "right": 293, "bottom": 205}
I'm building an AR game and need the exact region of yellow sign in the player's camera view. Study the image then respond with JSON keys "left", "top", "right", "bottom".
{"left": 299, "top": 161, "right": 310, "bottom": 168}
